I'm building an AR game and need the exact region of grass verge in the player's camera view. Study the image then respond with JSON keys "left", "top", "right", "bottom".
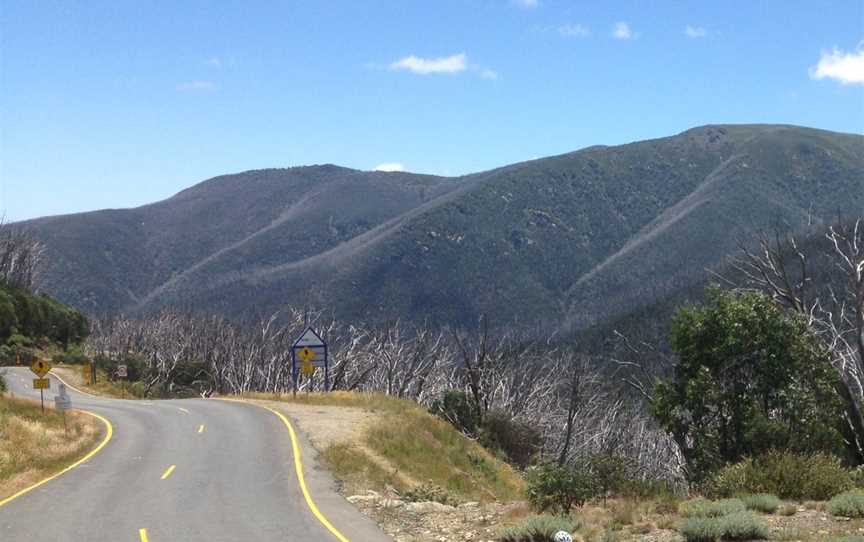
{"left": 0, "top": 395, "right": 103, "bottom": 501}
{"left": 51, "top": 364, "right": 142, "bottom": 399}
{"left": 246, "top": 391, "right": 525, "bottom": 503}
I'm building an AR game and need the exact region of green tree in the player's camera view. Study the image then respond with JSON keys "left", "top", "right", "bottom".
{"left": 652, "top": 287, "right": 846, "bottom": 481}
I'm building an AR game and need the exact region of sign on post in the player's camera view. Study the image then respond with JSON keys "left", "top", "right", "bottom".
{"left": 30, "top": 359, "right": 51, "bottom": 378}
{"left": 117, "top": 365, "right": 128, "bottom": 378}
{"left": 291, "top": 327, "right": 328, "bottom": 392}
{"left": 33, "top": 378, "right": 50, "bottom": 389}
{"left": 30, "top": 362, "right": 52, "bottom": 414}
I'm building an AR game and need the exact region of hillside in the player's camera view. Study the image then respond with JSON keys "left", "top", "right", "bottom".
{"left": 20, "top": 124, "right": 864, "bottom": 333}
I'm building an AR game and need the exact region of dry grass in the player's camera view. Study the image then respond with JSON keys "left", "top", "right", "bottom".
{"left": 52, "top": 365, "right": 140, "bottom": 399}
{"left": 0, "top": 395, "right": 103, "bottom": 500}
{"left": 249, "top": 391, "right": 525, "bottom": 503}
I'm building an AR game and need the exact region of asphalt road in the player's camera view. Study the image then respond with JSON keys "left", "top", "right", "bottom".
{"left": 0, "top": 366, "right": 391, "bottom": 542}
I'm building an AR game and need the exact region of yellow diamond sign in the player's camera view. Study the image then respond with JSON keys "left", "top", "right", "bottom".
{"left": 298, "top": 347, "right": 315, "bottom": 363}
{"left": 30, "top": 359, "right": 51, "bottom": 378}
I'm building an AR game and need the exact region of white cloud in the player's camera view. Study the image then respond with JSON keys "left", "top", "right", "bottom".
{"left": 374, "top": 163, "right": 405, "bottom": 172}
{"left": 389, "top": 53, "right": 467, "bottom": 75}
{"left": 685, "top": 25, "right": 707, "bottom": 39}
{"left": 479, "top": 68, "right": 498, "bottom": 79}
{"left": 612, "top": 21, "right": 635, "bottom": 40}
{"left": 558, "top": 23, "right": 590, "bottom": 38}
{"left": 204, "top": 56, "right": 222, "bottom": 68}
{"left": 512, "top": 0, "right": 538, "bottom": 8}
{"left": 809, "top": 44, "right": 864, "bottom": 85}
{"left": 176, "top": 80, "right": 215, "bottom": 91}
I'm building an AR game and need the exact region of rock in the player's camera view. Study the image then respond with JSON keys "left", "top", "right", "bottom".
{"left": 381, "top": 498, "right": 405, "bottom": 509}
{"left": 459, "top": 502, "right": 480, "bottom": 509}
{"left": 406, "top": 501, "right": 456, "bottom": 513}
{"left": 347, "top": 495, "right": 379, "bottom": 504}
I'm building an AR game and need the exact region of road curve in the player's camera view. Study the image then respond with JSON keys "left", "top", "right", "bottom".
{"left": 0, "top": 366, "right": 390, "bottom": 542}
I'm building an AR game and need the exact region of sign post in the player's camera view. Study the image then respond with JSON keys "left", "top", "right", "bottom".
{"left": 291, "top": 327, "right": 328, "bottom": 396}
{"left": 30, "top": 360, "right": 52, "bottom": 414}
{"left": 117, "top": 365, "right": 128, "bottom": 398}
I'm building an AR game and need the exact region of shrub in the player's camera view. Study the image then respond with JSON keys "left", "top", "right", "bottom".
{"left": 850, "top": 465, "right": 864, "bottom": 488}
{"left": 708, "top": 451, "right": 853, "bottom": 500}
{"left": 717, "top": 512, "right": 769, "bottom": 540}
{"left": 680, "top": 498, "right": 746, "bottom": 518}
{"left": 498, "top": 515, "right": 576, "bottom": 542}
{"left": 741, "top": 494, "right": 780, "bottom": 514}
{"left": 403, "top": 482, "right": 458, "bottom": 506}
{"left": 0, "top": 370, "right": 6, "bottom": 393}
{"left": 588, "top": 454, "right": 628, "bottom": 501}
{"left": 526, "top": 463, "right": 597, "bottom": 514}
{"left": 609, "top": 500, "right": 639, "bottom": 529}
{"left": 828, "top": 491, "right": 864, "bottom": 518}
{"left": 652, "top": 494, "right": 681, "bottom": 515}
{"left": 679, "top": 511, "right": 769, "bottom": 542}
{"left": 679, "top": 517, "right": 724, "bottom": 542}
{"left": 480, "top": 410, "right": 543, "bottom": 469}
{"left": 431, "top": 390, "right": 480, "bottom": 435}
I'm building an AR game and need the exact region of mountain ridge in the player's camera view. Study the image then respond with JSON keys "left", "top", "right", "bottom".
{"left": 19, "top": 124, "right": 864, "bottom": 334}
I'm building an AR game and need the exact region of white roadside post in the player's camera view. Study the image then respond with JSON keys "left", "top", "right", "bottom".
{"left": 54, "top": 382, "right": 72, "bottom": 437}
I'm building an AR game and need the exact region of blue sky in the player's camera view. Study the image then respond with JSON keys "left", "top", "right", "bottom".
{"left": 1, "top": 0, "right": 862, "bottom": 221}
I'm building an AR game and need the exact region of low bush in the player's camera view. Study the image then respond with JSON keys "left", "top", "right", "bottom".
{"left": 708, "top": 451, "right": 853, "bottom": 500}
{"left": 679, "top": 517, "right": 723, "bottom": 542}
{"left": 679, "top": 511, "right": 768, "bottom": 542}
{"left": 828, "top": 491, "right": 864, "bottom": 518}
{"left": 498, "top": 515, "right": 576, "bottom": 542}
{"left": 680, "top": 498, "right": 746, "bottom": 518}
{"left": 431, "top": 390, "right": 480, "bottom": 435}
{"left": 609, "top": 499, "right": 639, "bottom": 528}
{"left": 850, "top": 465, "right": 864, "bottom": 488}
{"left": 741, "top": 494, "right": 780, "bottom": 514}
{"left": 0, "top": 369, "right": 6, "bottom": 393}
{"left": 480, "top": 410, "right": 543, "bottom": 469}
{"left": 652, "top": 494, "right": 681, "bottom": 515}
{"left": 717, "top": 512, "right": 769, "bottom": 540}
{"left": 526, "top": 463, "right": 597, "bottom": 514}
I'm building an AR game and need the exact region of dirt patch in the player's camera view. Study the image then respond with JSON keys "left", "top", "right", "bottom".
{"left": 251, "top": 399, "right": 375, "bottom": 449}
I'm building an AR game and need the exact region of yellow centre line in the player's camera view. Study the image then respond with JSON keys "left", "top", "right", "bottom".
{"left": 139, "top": 528, "right": 149, "bottom": 542}
{"left": 160, "top": 465, "right": 176, "bottom": 480}
{"left": 197, "top": 424, "right": 205, "bottom": 433}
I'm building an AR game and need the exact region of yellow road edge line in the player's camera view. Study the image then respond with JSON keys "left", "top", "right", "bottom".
{"left": 139, "top": 528, "right": 149, "bottom": 542}
{"left": 160, "top": 465, "right": 176, "bottom": 480}
{"left": 0, "top": 409, "right": 113, "bottom": 507}
{"left": 216, "top": 398, "right": 350, "bottom": 542}
{"left": 198, "top": 424, "right": 205, "bottom": 433}
{"left": 48, "top": 369, "right": 100, "bottom": 399}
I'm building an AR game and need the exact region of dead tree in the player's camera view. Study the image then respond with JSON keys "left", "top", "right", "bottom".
{"left": 730, "top": 219, "right": 864, "bottom": 461}
{"left": 0, "top": 220, "right": 44, "bottom": 292}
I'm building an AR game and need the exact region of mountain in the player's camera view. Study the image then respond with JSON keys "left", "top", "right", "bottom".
{"left": 20, "top": 125, "right": 864, "bottom": 334}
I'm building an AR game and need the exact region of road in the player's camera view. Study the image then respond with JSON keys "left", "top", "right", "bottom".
{"left": 0, "top": 366, "right": 391, "bottom": 542}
